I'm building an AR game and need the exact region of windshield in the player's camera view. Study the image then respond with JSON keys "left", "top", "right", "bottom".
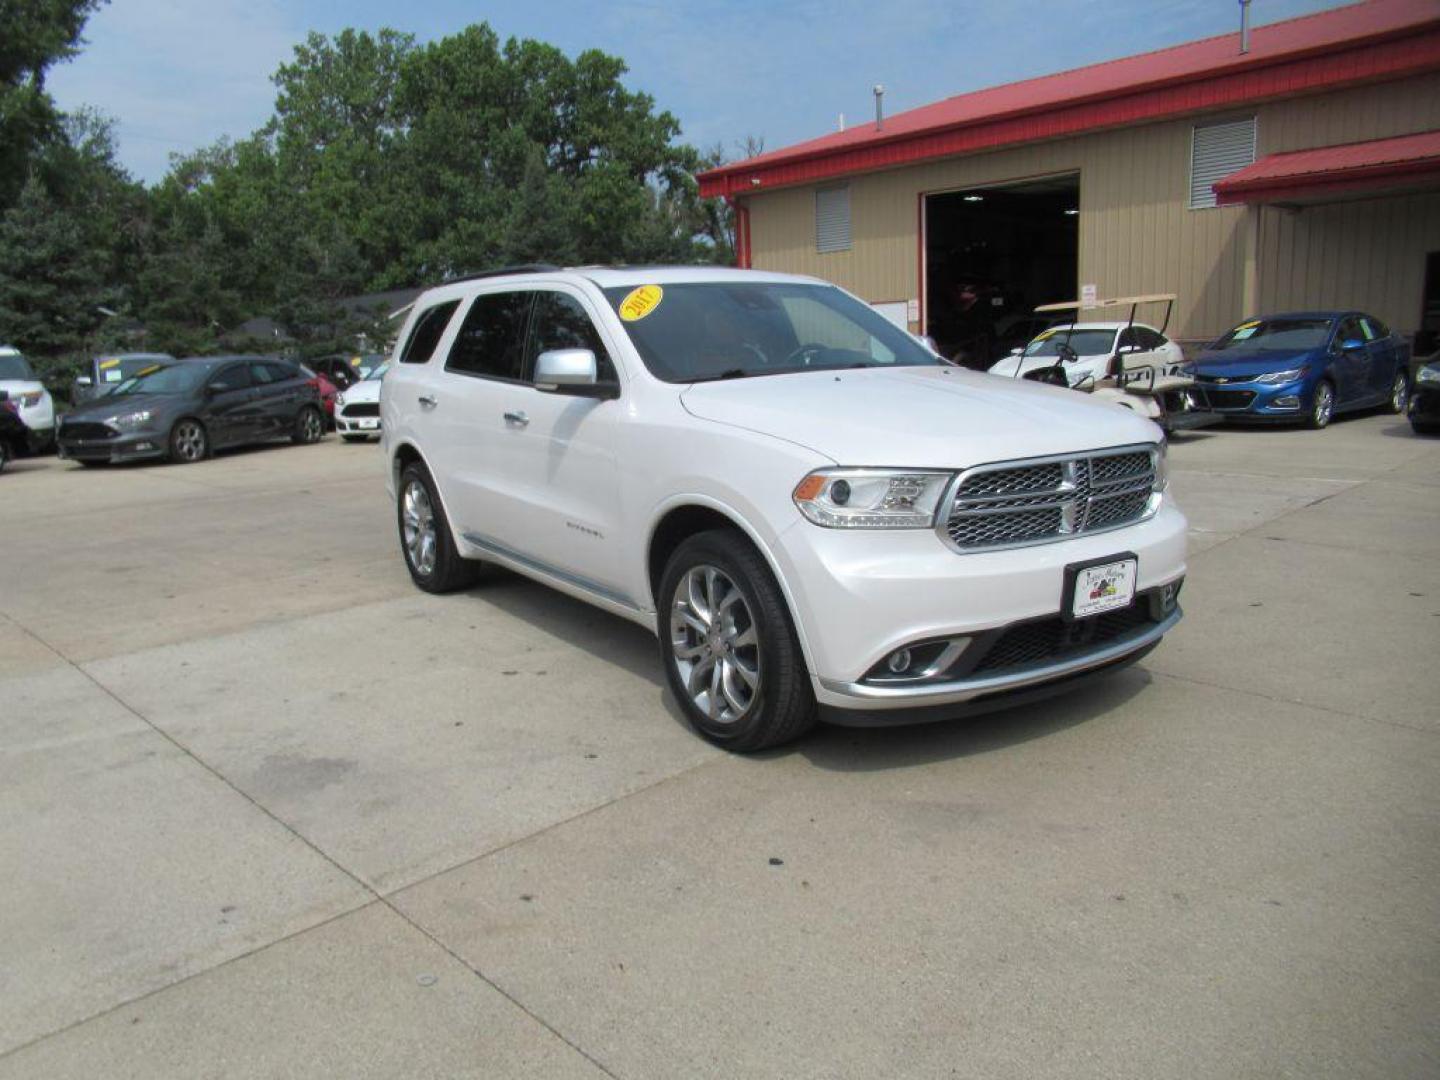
{"left": 362, "top": 361, "right": 390, "bottom": 381}
{"left": 96, "top": 356, "right": 167, "bottom": 389}
{"left": 1210, "top": 318, "right": 1333, "bottom": 352}
{"left": 0, "top": 353, "right": 36, "bottom": 381}
{"left": 602, "top": 282, "right": 940, "bottom": 382}
{"left": 1022, "top": 329, "right": 1117, "bottom": 359}
{"left": 109, "top": 363, "right": 208, "bottom": 396}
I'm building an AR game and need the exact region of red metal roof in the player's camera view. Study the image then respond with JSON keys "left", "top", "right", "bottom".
{"left": 1213, "top": 127, "right": 1440, "bottom": 203}
{"left": 698, "top": 0, "right": 1440, "bottom": 198}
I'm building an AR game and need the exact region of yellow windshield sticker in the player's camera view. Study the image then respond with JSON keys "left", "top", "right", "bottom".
{"left": 1234, "top": 320, "right": 1260, "bottom": 331}
{"left": 619, "top": 285, "right": 664, "bottom": 322}
{"left": 136, "top": 364, "right": 161, "bottom": 377}
{"left": 1033, "top": 328, "right": 1059, "bottom": 341}
{"left": 99, "top": 358, "right": 120, "bottom": 369}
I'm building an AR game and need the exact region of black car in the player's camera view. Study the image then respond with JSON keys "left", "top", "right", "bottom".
{"left": 56, "top": 356, "right": 326, "bottom": 466}
{"left": 1409, "top": 354, "right": 1440, "bottom": 434}
{"left": 308, "top": 353, "right": 388, "bottom": 391}
{"left": 71, "top": 352, "right": 175, "bottom": 405}
{"left": 0, "top": 392, "right": 28, "bottom": 472}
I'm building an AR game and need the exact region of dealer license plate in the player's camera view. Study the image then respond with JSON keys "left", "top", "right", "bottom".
{"left": 358, "top": 418, "right": 379, "bottom": 430}
{"left": 1069, "top": 558, "right": 1137, "bottom": 619}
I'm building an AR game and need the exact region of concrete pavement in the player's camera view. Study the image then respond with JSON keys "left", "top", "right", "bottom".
{"left": 0, "top": 415, "right": 1436, "bottom": 1078}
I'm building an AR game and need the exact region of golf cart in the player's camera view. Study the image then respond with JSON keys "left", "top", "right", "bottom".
{"left": 992, "top": 293, "right": 1219, "bottom": 434}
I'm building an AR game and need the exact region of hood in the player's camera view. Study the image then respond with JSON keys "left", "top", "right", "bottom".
{"left": 341, "top": 379, "right": 383, "bottom": 404}
{"left": 679, "top": 366, "right": 1159, "bottom": 467}
{"left": 0, "top": 378, "right": 44, "bottom": 394}
{"left": 1192, "top": 347, "right": 1320, "bottom": 377}
{"left": 63, "top": 393, "right": 178, "bottom": 422}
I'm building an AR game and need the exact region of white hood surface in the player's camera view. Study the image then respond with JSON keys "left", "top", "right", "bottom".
{"left": 679, "top": 365, "right": 1159, "bottom": 468}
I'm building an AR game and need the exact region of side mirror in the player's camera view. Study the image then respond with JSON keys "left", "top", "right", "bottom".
{"left": 1340, "top": 339, "right": 1366, "bottom": 352}
{"left": 1009, "top": 347, "right": 1022, "bottom": 356}
{"left": 534, "top": 348, "right": 617, "bottom": 398}
{"left": 75, "top": 375, "right": 93, "bottom": 387}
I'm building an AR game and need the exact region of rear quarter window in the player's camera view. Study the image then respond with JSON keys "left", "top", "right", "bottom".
{"left": 400, "top": 300, "right": 462, "bottom": 365}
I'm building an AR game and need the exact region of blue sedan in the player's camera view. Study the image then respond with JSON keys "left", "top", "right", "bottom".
{"left": 1190, "top": 311, "right": 1412, "bottom": 429}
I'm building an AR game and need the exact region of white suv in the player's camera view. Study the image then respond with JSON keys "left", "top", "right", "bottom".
{"left": 383, "top": 267, "right": 1187, "bottom": 751}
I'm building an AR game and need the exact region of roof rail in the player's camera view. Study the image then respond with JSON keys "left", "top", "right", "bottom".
{"left": 440, "top": 264, "right": 561, "bottom": 286}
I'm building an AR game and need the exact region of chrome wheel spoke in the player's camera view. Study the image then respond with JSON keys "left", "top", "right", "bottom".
{"left": 669, "top": 563, "right": 761, "bottom": 726}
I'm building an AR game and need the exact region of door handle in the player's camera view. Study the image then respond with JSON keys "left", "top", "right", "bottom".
{"left": 503, "top": 410, "right": 529, "bottom": 427}
{"left": 418, "top": 395, "right": 437, "bottom": 409}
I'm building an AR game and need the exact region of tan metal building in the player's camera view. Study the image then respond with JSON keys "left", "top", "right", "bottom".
{"left": 698, "top": 0, "right": 1440, "bottom": 357}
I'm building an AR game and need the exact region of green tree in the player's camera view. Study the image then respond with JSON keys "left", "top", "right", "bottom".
{"left": 0, "top": 0, "right": 106, "bottom": 208}
{"left": 0, "top": 175, "right": 114, "bottom": 363}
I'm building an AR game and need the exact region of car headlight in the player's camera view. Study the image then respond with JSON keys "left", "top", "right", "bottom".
{"left": 16, "top": 390, "right": 43, "bottom": 407}
{"left": 1417, "top": 366, "right": 1440, "bottom": 385}
{"left": 1255, "top": 366, "right": 1307, "bottom": 384}
{"left": 793, "top": 469, "right": 952, "bottom": 529}
{"left": 335, "top": 391, "right": 346, "bottom": 407}
{"left": 108, "top": 410, "right": 153, "bottom": 429}
{"left": 1153, "top": 440, "right": 1169, "bottom": 493}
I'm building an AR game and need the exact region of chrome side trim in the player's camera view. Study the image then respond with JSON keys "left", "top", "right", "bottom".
{"left": 818, "top": 607, "right": 1181, "bottom": 710}
{"left": 461, "top": 530, "right": 639, "bottom": 611}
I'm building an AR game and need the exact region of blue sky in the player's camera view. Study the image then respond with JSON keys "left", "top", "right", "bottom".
{"left": 48, "top": 0, "right": 1344, "bottom": 184}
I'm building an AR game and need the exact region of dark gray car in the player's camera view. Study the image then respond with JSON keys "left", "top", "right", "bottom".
{"left": 56, "top": 356, "right": 326, "bottom": 465}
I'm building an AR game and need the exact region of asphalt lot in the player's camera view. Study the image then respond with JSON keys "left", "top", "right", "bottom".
{"left": 1, "top": 414, "right": 1437, "bottom": 1079}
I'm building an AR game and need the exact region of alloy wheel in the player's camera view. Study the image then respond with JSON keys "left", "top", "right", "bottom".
{"left": 669, "top": 564, "right": 761, "bottom": 725}
{"left": 173, "top": 420, "right": 206, "bottom": 462}
{"left": 402, "top": 480, "right": 437, "bottom": 576}
{"left": 1391, "top": 372, "right": 1409, "bottom": 414}
{"left": 303, "top": 408, "right": 323, "bottom": 442}
{"left": 1313, "top": 383, "right": 1334, "bottom": 428}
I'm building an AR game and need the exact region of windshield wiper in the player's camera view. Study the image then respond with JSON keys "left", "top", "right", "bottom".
{"left": 691, "top": 368, "right": 761, "bottom": 383}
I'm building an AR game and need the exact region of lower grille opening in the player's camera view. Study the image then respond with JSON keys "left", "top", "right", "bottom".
{"left": 971, "top": 601, "right": 1156, "bottom": 675}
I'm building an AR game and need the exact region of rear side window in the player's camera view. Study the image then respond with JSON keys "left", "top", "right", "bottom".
{"left": 526, "top": 292, "right": 616, "bottom": 382}
{"left": 210, "top": 365, "right": 252, "bottom": 392}
{"left": 1137, "top": 328, "right": 1166, "bottom": 350}
{"left": 400, "top": 300, "right": 461, "bottom": 365}
{"left": 446, "top": 292, "right": 532, "bottom": 381}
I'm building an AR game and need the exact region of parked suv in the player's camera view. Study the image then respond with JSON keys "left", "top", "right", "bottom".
{"left": 384, "top": 267, "right": 1187, "bottom": 750}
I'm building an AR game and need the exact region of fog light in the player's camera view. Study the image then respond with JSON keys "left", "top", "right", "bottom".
{"left": 887, "top": 648, "right": 912, "bottom": 674}
{"left": 134, "top": 441, "right": 154, "bottom": 451}
{"left": 1272, "top": 395, "right": 1300, "bottom": 409}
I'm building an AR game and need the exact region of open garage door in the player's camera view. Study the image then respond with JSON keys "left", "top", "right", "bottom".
{"left": 924, "top": 174, "right": 1079, "bottom": 368}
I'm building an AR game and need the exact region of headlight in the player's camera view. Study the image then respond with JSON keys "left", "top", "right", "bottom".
{"left": 335, "top": 391, "right": 346, "bottom": 407}
{"left": 108, "top": 410, "right": 152, "bottom": 429}
{"left": 17, "top": 391, "right": 43, "bottom": 407}
{"left": 1255, "top": 366, "right": 1307, "bottom": 384}
{"left": 1417, "top": 367, "right": 1440, "bottom": 385}
{"left": 793, "top": 469, "right": 952, "bottom": 529}
{"left": 1153, "top": 440, "right": 1169, "bottom": 493}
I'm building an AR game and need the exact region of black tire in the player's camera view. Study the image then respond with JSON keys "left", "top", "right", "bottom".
{"left": 1387, "top": 370, "right": 1410, "bottom": 414}
{"left": 341, "top": 434, "right": 368, "bottom": 444}
{"left": 169, "top": 418, "right": 208, "bottom": 463}
{"left": 657, "top": 529, "right": 816, "bottom": 752}
{"left": 1411, "top": 420, "right": 1440, "bottom": 436}
{"left": 0, "top": 440, "right": 8, "bottom": 473}
{"left": 292, "top": 405, "right": 325, "bottom": 445}
{"left": 397, "top": 461, "right": 479, "bottom": 593}
{"left": 1306, "top": 380, "right": 1335, "bottom": 430}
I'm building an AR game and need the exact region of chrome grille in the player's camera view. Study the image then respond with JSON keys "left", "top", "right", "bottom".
{"left": 942, "top": 446, "right": 1159, "bottom": 552}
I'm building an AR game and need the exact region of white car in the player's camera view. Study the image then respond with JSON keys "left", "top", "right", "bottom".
{"left": 335, "top": 362, "right": 388, "bottom": 441}
{"left": 0, "top": 346, "right": 56, "bottom": 450}
{"left": 988, "top": 322, "right": 1186, "bottom": 388}
{"left": 384, "top": 267, "right": 1187, "bottom": 751}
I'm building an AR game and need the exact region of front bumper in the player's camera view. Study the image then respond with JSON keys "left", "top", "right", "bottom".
{"left": 336, "top": 414, "right": 382, "bottom": 436}
{"left": 1193, "top": 378, "right": 1309, "bottom": 420}
{"left": 57, "top": 431, "right": 167, "bottom": 463}
{"left": 772, "top": 498, "right": 1188, "bottom": 715}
